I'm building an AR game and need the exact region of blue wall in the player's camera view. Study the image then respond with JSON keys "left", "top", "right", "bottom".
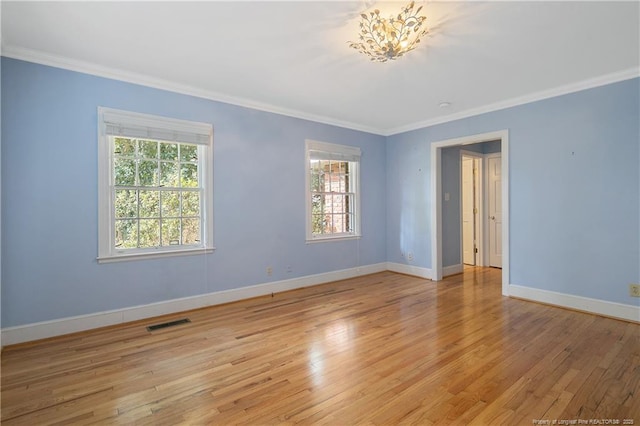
{"left": 387, "top": 78, "right": 639, "bottom": 305}
{"left": 0, "top": 58, "right": 387, "bottom": 327}
{"left": 2, "top": 57, "right": 639, "bottom": 328}
{"left": 441, "top": 145, "right": 463, "bottom": 267}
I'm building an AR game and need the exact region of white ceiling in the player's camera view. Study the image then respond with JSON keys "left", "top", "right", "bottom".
{"left": 2, "top": 1, "right": 639, "bottom": 135}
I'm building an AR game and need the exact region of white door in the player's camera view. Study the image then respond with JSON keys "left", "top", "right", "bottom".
{"left": 462, "top": 157, "right": 476, "bottom": 265}
{"left": 488, "top": 155, "right": 502, "bottom": 268}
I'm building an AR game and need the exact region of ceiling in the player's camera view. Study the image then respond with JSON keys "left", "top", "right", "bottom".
{"left": 2, "top": 1, "right": 639, "bottom": 135}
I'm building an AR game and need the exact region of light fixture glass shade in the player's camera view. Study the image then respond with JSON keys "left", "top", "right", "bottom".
{"left": 349, "top": 1, "right": 428, "bottom": 63}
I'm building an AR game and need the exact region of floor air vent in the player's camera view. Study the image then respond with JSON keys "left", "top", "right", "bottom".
{"left": 146, "top": 318, "right": 191, "bottom": 332}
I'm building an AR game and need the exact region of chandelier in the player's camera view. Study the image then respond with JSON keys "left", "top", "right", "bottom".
{"left": 348, "top": 1, "right": 428, "bottom": 63}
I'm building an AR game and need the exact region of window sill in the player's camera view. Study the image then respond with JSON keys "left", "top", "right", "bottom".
{"left": 97, "top": 247, "right": 215, "bottom": 264}
{"left": 305, "top": 235, "right": 361, "bottom": 244}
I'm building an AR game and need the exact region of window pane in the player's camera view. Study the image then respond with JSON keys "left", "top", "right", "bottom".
{"left": 181, "top": 163, "right": 198, "bottom": 188}
{"left": 311, "top": 195, "right": 325, "bottom": 235}
{"left": 310, "top": 172, "right": 322, "bottom": 192}
{"left": 331, "top": 194, "right": 345, "bottom": 214}
{"left": 182, "top": 218, "right": 200, "bottom": 244}
{"left": 182, "top": 192, "right": 200, "bottom": 216}
{"left": 114, "top": 137, "right": 135, "bottom": 156}
{"left": 319, "top": 172, "right": 327, "bottom": 192}
{"left": 328, "top": 173, "right": 341, "bottom": 192}
{"left": 320, "top": 194, "right": 332, "bottom": 215}
{"left": 115, "top": 219, "right": 138, "bottom": 249}
{"left": 345, "top": 213, "right": 352, "bottom": 232}
{"left": 337, "top": 175, "right": 346, "bottom": 193}
{"left": 312, "top": 214, "right": 325, "bottom": 235}
{"left": 160, "top": 161, "right": 178, "bottom": 187}
{"left": 138, "top": 219, "right": 160, "bottom": 247}
{"left": 310, "top": 159, "right": 321, "bottom": 174}
{"left": 311, "top": 193, "right": 323, "bottom": 211}
{"left": 160, "top": 142, "right": 178, "bottom": 161}
{"left": 138, "top": 160, "right": 158, "bottom": 186}
{"left": 180, "top": 144, "right": 198, "bottom": 162}
{"left": 334, "top": 214, "right": 346, "bottom": 233}
{"left": 139, "top": 190, "right": 159, "bottom": 218}
{"left": 139, "top": 140, "right": 158, "bottom": 159}
{"left": 161, "top": 191, "right": 180, "bottom": 218}
{"left": 115, "top": 158, "right": 136, "bottom": 186}
{"left": 161, "top": 219, "right": 181, "bottom": 246}
{"left": 115, "top": 189, "right": 137, "bottom": 218}
{"left": 327, "top": 214, "right": 336, "bottom": 233}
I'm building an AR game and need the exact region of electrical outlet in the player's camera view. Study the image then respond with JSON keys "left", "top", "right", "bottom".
{"left": 407, "top": 252, "right": 414, "bottom": 262}
{"left": 630, "top": 284, "right": 640, "bottom": 297}
{"left": 286, "top": 266, "right": 292, "bottom": 273}
{"left": 266, "top": 266, "right": 272, "bottom": 276}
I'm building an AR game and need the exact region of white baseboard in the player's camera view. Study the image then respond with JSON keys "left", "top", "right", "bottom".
{"left": 509, "top": 284, "right": 639, "bottom": 323}
{"left": 5, "top": 266, "right": 636, "bottom": 346}
{"left": 443, "top": 264, "right": 463, "bottom": 276}
{"left": 1, "top": 263, "right": 387, "bottom": 346}
{"left": 386, "top": 262, "right": 432, "bottom": 279}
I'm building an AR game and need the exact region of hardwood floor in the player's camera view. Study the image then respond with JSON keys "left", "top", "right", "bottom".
{"left": 2, "top": 268, "right": 638, "bottom": 425}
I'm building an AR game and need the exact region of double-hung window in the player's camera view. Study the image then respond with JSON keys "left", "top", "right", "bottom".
{"left": 97, "top": 107, "right": 214, "bottom": 262}
{"left": 305, "top": 140, "right": 361, "bottom": 241}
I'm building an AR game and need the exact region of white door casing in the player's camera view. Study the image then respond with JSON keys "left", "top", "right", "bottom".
{"left": 430, "top": 129, "right": 509, "bottom": 297}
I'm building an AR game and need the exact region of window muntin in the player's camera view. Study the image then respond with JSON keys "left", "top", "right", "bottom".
{"left": 112, "top": 137, "right": 203, "bottom": 250}
{"left": 310, "top": 159, "right": 354, "bottom": 235}
{"left": 98, "top": 107, "right": 213, "bottom": 262}
{"left": 306, "top": 140, "right": 361, "bottom": 241}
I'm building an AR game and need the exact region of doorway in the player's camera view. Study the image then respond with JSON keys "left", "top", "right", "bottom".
{"left": 430, "top": 130, "right": 510, "bottom": 296}
{"left": 461, "top": 150, "right": 503, "bottom": 269}
{"left": 461, "top": 153, "right": 481, "bottom": 266}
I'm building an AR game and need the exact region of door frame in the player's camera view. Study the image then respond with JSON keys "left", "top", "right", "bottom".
{"left": 431, "top": 130, "right": 510, "bottom": 296}
{"left": 460, "top": 151, "right": 484, "bottom": 267}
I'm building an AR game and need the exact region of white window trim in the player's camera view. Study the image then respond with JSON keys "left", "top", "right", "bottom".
{"left": 97, "top": 107, "right": 215, "bottom": 263}
{"left": 305, "top": 139, "right": 361, "bottom": 242}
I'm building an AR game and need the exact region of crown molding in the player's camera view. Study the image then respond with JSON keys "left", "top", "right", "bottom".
{"left": 384, "top": 67, "right": 640, "bottom": 136}
{"left": 2, "top": 45, "right": 638, "bottom": 138}
{"left": 1, "top": 45, "right": 385, "bottom": 136}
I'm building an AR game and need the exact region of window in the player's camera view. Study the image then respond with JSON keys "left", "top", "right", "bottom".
{"left": 98, "top": 107, "right": 214, "bottom": 262}
{"left": 305, "top": 140, "right": 361, "bottom": 241}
